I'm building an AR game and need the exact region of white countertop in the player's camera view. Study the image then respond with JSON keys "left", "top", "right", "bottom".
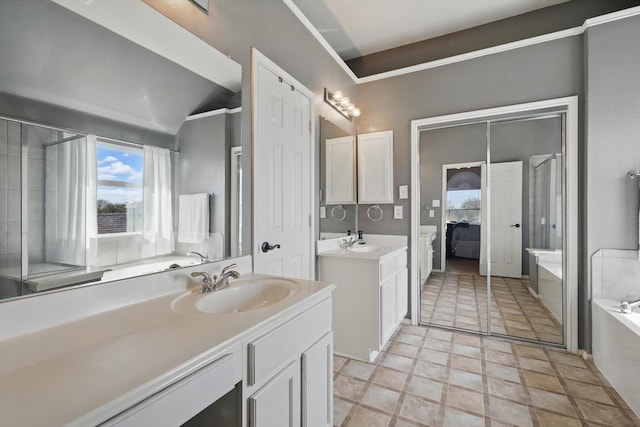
{"left": 317, "top": 234, "right": 407, "bottom": 261}
{"left": 0, "top": 273, "right": 332, "bottom": 427}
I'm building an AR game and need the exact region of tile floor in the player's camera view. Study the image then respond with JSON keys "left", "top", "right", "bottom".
{"left": 421, "top": 272, "right": 563, "bottom": 344}
{"left": 333, "top": 324, "right": 640, "bottom": 427}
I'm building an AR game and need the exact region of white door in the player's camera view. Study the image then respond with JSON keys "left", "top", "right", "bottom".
{"left": 252, "top": 50, "right": 313, "bottom": 279}
{"left": 489, "top": 161, "right": 523, "bottom": 278}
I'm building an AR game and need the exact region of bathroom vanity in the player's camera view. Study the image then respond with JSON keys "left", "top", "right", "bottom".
{"left": 0, "top": 256, "right": 334, "bottom": 427}
{"left": 317, "top": 235, "right": 408, "bottom": 362}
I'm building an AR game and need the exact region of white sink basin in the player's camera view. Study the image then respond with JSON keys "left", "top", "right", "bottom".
{"left": 349, "top": 245, "right": 380, "bottom": 253}
{"left": 172, "top": 277, "right": 299, "bottom": 315}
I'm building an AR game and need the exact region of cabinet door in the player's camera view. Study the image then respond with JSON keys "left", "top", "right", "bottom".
{"left": 395, "top": 269, "right": 408, "bottom": 324}
{"left": 325, "top": 136, "right": 356, "bottom": 204}
{"left": 357, "top": 130, "right": 394, "bottom": 204}
{"left": 249, "top": 360, "right": 301, "bottom": 427}
{"left": 380, "top": 277, "right": 396, "bottom": 346}
{"left": 301, "top": 332, "right": 333, "bottom": 427}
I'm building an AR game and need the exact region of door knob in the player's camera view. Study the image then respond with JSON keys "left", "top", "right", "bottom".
{"left": 261, "top": 242, "right": 281, "bottom": 253}
{"left": 510, "top": 223, "right": 521, "bottom": 228}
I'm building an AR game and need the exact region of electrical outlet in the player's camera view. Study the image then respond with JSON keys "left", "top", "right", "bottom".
{"left": 394, "top": 205, "right": 403, "bottom": 219}
{"left": 432, "top": 199, "right": 440, "bottom": 207}
{"left": 399, "top": 185, "right": 408, "bottom": 199}
{"left": 429, "top": 210, "right": 435, "bottom": 218}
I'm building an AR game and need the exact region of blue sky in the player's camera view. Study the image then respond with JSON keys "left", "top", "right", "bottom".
{"left": 96, "top": 144, "right": 143, "bottom": 204}
{"left": 447, "top": 189, "right": 481, "bottom": 209}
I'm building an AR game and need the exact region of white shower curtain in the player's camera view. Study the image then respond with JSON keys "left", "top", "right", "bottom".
{"left": 45, "top": 134, "right": 98, "bottom": 266}
{"left": 142, "top": 145, "right": 174, "bottom": 257}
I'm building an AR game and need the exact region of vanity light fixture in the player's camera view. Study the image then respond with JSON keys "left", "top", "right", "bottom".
{"left": 324, "top": 88, "right": 361, "bottom": 120}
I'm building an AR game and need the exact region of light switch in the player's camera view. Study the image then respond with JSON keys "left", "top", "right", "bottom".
{"left": 394, "top": 205, "right": 403, "bottom": 219}
{"left": 432, "top": 199, "right": 440, "bottom": 207}
{"left": 429, "top": 210, "right": 435, "bottom": 218}
{"left": 320, "top": 207, "right": 326, "bottom": 219}
{"left": 399, "top": 185, "right": 408, "bottom": 199}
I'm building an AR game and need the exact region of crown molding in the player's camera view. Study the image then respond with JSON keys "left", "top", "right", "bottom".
{"left": 283, "top": 1, "right": 640, "bottom": 85}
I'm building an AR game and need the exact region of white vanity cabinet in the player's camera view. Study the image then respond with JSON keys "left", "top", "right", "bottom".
{"left": 245, "top": 297, "right": 333, "bottom": 427}
{"left": 357, "top": 130, "right": 394, "bottom": 204}
{"left": 325, "top": 136, "right": 356, "bottom": 204}
{"left": 319, "top": 246, "right": 407, "bottom": 362}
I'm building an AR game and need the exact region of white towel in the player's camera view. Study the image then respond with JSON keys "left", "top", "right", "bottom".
{"left": 178, "top": 193, "right": 209, "bottom": 243}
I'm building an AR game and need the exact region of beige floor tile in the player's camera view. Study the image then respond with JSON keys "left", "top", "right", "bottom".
{"left": 518, "top": 356, "right": 554, "bottom": 375}
{"left": 482, "top": 339, "right": 513, "bottom": 354}
{"left": 529, "top": 388, "right": 575, "bottom": 416}
{"left": 399, "top": 395, "right": 443, "bottom": 426}
{"left": 563, "top": 378, "right": 613, "bottom": 404}
{"left": 417, "top": 348, "right": 450, "bottom": 366}
{"left": 334, "top": 355, "right": 348, "bottom": 372}
{"left": 341, "top": 360, "right": 376, "bottom": 381}
{"left": 487, "top": 377, "right": 529, "bottom": 403}
{"left": 445, "top": 385, "right": 484, "bottom": 415}
{"left": 334, "top": 397, "right": 354, "bottom": 426}
{"left": 522, "top": 370, "right": 564, "bottom": 394}
{"left": 486, "top": 362, "right": 521, "bottom": 383}
{"left": 389, "top": 342, "right": 419, "bottom": 359}
{"left": 484, "top": 349, "right": 519, "bottom": 367}
{"left": 546, "top": 350, "right": 587, "bottom": 368}
{"left": 361, "top": 384, "right": 401, "bottom": 415}
{"left": 396, "top": 333, "right": 423, "bottom": 347}
{"left": 535, "top": 409, "right": 582, "bottom": 427}
{"left": 452, "top": 343, "right": 482, "bottom": 359}
{"left": 372, "top": 367, "right": 408, "bottom": 392}
{"left": 381, "top": 353, "right": 415, "bottom": 373}
{"left": 555, "top": 364, "right": 603, "bottom": 384}
{"left": 443, "top": 407, "right": 485, "bottom": 427}
{"left": 575, "top": 398, "right": 639, "bottom": 427}
{"left": 450, "top": 354, "right": 483, "bottom": 374}
{"left": 513, "top": 344, "right": 547, "bottom": 360}
{"left": 404, "top": 374, "right": 444, "bottom": 402}
{"left": 413, "top": 360, "right": 449, "bottom": 382}
{"left": 488, "top": 396, "right": 533, "bottom": 427}
{"left": 448, "top": 368, "right": 483, "bottom": 392}
{"left": 346, "top": 405, "right": 391, "bottom": 427}
{"left": 334, "top": 374, "right": 368, "bottom": 401}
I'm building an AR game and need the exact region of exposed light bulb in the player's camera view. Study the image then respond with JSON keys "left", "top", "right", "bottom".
{"left": 332, "top": 90, "right": 343, "bottom": 101}
{"left": 351, "top": 107, "right": 361, "bottom": 117}
{"left": 340, "top": 97, "right": 350, "bottom": 106}
{"left": 346, "top": 103, "right": 355, "bottom": 111}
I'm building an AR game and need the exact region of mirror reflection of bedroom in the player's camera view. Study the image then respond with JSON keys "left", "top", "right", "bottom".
{"left": 419, "top": 114, "right": 565, "bottom": 346}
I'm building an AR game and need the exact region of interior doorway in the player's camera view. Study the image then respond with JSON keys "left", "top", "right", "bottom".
{"left": 410, "top": 97, "right": 579, "bottom": 352}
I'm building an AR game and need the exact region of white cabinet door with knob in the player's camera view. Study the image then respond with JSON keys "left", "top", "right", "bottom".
{"left": 357, "top": 130, "right": 394, "bottom": 204}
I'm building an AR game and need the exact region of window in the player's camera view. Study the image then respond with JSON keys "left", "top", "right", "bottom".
{"left": 96, "top": 142, "right": 143, "bottom": 234}
{"left": 446, "top": 189, "right": 481, "bottom": 223}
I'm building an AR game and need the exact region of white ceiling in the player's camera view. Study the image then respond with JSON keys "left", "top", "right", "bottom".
{"left": 291, "top": 0, "right": 570, "bottom": 60}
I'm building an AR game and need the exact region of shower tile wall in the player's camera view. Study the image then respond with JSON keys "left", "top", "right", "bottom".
{"left": 25, "top": 124, "right": 51, "bottom": 265}
{"left": 0, "top": 120, "right": 21, "bottom": 270}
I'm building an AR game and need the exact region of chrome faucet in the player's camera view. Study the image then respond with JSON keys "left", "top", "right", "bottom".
{"left": 190, "top": 264, "right": 240, "bottom": 293}
{"left": 620, "top": 298, "right": 640, "bottom": 314}
{"left": 212, "top": 263, "right": 240, "bottom": 291}
{"left": 187, "top": 251, "right": 208, "bottom": 264}
{"left": 190, "top": 271, "right": 214, "bottom": 293}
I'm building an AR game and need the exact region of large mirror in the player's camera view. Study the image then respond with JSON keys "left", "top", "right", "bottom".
{"left": 319, "top": 117, "right": 357, "bottom": 238}
{"left": 418, "top": 110, "right": 567, "bottom": 346}
{"left": 0, "top": 1, "right": 242, "bottom": 300}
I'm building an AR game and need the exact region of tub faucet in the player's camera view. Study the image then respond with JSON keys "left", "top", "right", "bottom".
{"left": 212, "top": 263, "right": 240, "bottom": 291}
{"left": 620, "top": 298, "right": 640, "bottom": 314}
{"left": 187, "top": 251, "right": 208, "bottom": 264}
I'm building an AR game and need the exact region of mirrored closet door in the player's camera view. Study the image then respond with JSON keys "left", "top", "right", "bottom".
{"left": 418, "top": 111, "right": 566, "bottom": 347}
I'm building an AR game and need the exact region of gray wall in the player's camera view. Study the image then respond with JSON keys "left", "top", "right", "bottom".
{"left": 143, "top": 0, "right": 359, "bottom": 256}
{"left": 177, "top": 113, "right": 230, "bottom": 253}
{"left": 358, "top": 35, "right": 583, "bottom": 343}
{"left": 584, "top": 15, "right": 640, "bottom": 350}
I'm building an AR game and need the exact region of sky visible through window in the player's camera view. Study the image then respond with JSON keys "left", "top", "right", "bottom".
{"left": 96, "top": 143, "right": 143, "bottom": 204}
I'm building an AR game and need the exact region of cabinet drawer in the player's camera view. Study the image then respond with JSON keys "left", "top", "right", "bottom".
{"left": 102, "top": 343, "right": 242, "bottom": 427}
{"left": 380, "top": 250, "right": 407, "bottom": 283}
{"left": 248, "top": 298, "right": 331, "bottom": 387}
